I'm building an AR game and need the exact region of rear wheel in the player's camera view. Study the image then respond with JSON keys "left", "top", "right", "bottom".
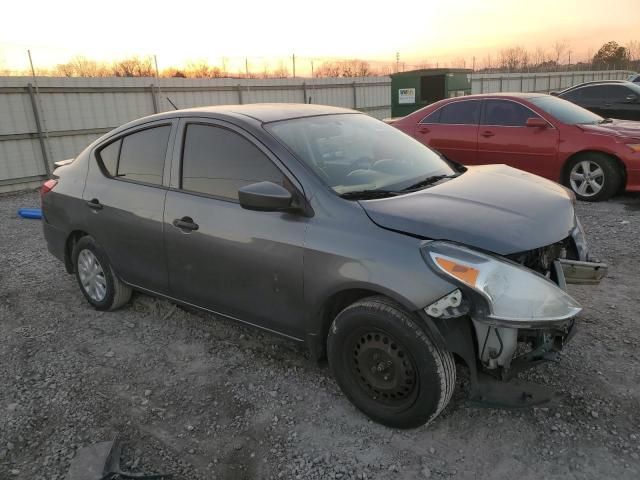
{"left": 72, "top": 236, "right": 131, "bottom": 311}
{"left": 327, "top": 296, "right": 455, "bottom": 429}
{"left": 566, "top": 153, "right": 622, "bottom": 201}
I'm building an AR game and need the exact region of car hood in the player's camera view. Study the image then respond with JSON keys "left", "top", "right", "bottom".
{"left": 577, "top": 120, "right": 640, "bottom": 140}
{"left": 360, "top": 164, "right": 576, "bottom": 255}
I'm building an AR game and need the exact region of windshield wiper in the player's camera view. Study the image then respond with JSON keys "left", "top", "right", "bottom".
{"left": 339, "top": 189, "right": 399, "bottom": 200}
{"left": 599, "top": 118, "right": 614, "bottom": 124}
{"left": 401, "top": 174, "right": 458, "bottom": 191}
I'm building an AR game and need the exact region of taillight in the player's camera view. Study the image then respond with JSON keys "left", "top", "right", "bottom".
{"left": 40, "top": 179, "right": 58, "bottom": 202}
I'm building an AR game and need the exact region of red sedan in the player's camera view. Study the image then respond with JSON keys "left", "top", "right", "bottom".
{"left": 390, "top": 93, "right": 640, "bottom": 201}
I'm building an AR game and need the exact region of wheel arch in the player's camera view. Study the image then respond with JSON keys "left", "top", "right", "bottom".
{"left": 561, "top": 150, "right": 627, "bottom": 191}
{"left": 64, "top": 230, "right": 89, "bottom": 273}
{"left": 308, "top": 287, "right": 411, "bottom": 361}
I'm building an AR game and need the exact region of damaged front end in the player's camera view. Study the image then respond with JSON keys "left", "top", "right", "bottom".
{"left": 419, "top": 222, "right": 606, "bottom": 408}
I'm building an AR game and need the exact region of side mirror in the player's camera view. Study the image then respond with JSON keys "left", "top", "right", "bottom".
{"left": 238, "top": 181, "right": 292, "bottom": 212}
{"left": 526, "top": 117, "right": 548, "bottom": 128}
{"left": 626, "top": 94, "right": 637, "bottom": 103}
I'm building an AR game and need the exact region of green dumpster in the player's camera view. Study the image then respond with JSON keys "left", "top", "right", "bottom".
{"left": 390, "top": 68, "right": 473, "bottom": 117}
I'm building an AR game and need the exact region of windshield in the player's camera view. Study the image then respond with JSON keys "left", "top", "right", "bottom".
{"left": 266, "top": 113, "right": 455, "bottom": 195}
{"left": 530, "top": 95, "right": 603, "bottom": 125}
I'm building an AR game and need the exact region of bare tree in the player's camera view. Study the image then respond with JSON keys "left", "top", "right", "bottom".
{"left": 553, "top": 40, "right": 569, "bottom": 65}
{"left": 271, "top": 60, "right": 289, "bottom": 78}
{"left": 112, "top": 56, "right": 154, "bottom": 77}
{"left": 532, "top": 47, "right": 548, "bottom": 68}
{"left": 498, "top": 47, "right": 528, "bottom": 71}
{"left": 54, "top": 55, "right": 110, "bottom": 77}
{"left": 627, "top": 40, "right": 640, "bottom": 61}
{"left": 186, "top": 59, "right": 212, "bottom": 78}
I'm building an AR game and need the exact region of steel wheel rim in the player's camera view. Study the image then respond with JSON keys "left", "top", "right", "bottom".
{"left": 77, "top": 249, "right": 107, "bottom": 302}
{"left": 349, "top": 330, "right": 418, "bottom": 408}
{"left": 570, "top": 160, "right": 605, "bottom": 197}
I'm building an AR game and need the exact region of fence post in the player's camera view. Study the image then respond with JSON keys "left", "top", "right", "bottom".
{"left": 27, "top": 83, "right": 51, "bottom": 177}
{"left": 520, "top": 75, "right": 523, "bottom": 92}
{"left": 352, "top": 81, "right": 357, "bottom": 109}
{"left": 533, "top": 74, "right": 537, "bottom": 92}
{"left": 237, "top": 84, "right": 243, "bottom": 104}
{"left": 150, "top": 84, "right": 159, "bottom": 113}
{"left": 302, "top": 81, "right": 307, "bottom": 103}
{"left": 499, "top": 76, "right": 503, "bottom": 92}
{"left": 480, "top": 76, "right": 484, "bottom": 93}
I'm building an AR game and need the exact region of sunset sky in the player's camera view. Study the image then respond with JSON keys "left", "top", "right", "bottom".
{"left": 1, "top": 0, "right": 638, "bottom": 72}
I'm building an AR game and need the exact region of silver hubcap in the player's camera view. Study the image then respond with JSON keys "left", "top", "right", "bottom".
{"left": 77, "top": 249, "right": 107, "bottom": 302}
{"left": 570, "top": 160, "right": 604, "bottom": 197}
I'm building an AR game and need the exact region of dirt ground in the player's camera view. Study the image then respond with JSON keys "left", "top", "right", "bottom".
{"left": 1, "top": 189, "right": 639, "bottom": 480}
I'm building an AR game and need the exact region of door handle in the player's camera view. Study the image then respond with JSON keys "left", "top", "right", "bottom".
{"left": 481, "top": 131, "right": 495, "bottom": 138}
{"left": 173, "top": 216, "right": 199, "bottom": 232}
{"left": 86, "top": 199, "right": 103, "bottom": 210}
{"left": 418, "top": 126, "right": 430, "bottom": 134}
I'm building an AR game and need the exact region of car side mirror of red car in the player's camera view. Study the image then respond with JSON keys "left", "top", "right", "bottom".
{"left": 526, "top": 117, "right": 548, "bottom": 128}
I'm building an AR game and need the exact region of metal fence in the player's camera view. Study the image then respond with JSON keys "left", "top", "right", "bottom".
{"left": 0, "top": 76, "right": 391, "bottom": 192}
{"left": 471, "top": 69, "right": 632, "bottom": 94}
{"left": 0, "top": 70, "right": 634, "bottom": 192}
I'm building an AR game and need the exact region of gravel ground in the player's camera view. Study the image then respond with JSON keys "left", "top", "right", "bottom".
{"left": 1, "top": 189, "right": 639, "bottom": 480}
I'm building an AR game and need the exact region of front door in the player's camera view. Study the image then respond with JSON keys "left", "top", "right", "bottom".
{"left": 163, "top": 120, "right": 307, "bottom": 339}
{"left": 605, "top": 85, "right": 640, "bottom": 121}
{"left": 82, "top": 121, "right": 175, "bottom": 293}
{"left": 476, "top": 99, "right": 559, "bottom": 179}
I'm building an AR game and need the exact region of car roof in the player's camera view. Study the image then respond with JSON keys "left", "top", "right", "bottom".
{"left": 148, "top": 103, "right": 359, "bottom": 124}
{"left": 437, "top": 92, "right": 546, "bottom": 101}
{"left": 558, "top": 80, "right": 632, "bottom": 93}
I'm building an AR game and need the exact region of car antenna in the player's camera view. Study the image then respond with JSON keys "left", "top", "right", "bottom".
{"left": 166, "top": 97, "right": 179, "bottom": 110}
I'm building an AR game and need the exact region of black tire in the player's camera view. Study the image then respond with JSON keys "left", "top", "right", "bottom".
{"left": 565, "top": 153, "right": 622, "bottom": 202}
{"left": 327, "top": 296, "right": 455, "bottom": 429}
{"left": 72, "top": 236, "right": 131, "bottom": 311}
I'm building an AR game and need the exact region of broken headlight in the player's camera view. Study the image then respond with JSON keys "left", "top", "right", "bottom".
{"left": 422, "top": 241, "right": 582, "bottom": 326}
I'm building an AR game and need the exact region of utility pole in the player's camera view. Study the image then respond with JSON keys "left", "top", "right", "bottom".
{"left": 472, "top": 56, "right": 476, "bottom": 71}
{"left": 311, "top": 59, "right": 314, "bottom": 77}
{"left": 245, "top": 57, "right": 249, "bottom": 77}
{"left": 396, "top": 52, "right": 400, "bottom": 73}
{"left": 292, "top": 54, "right": 296, "bottom": 78}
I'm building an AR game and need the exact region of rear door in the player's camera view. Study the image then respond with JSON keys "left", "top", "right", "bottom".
{"left": 476, "top": 99, "right": 559, "bottom": 179}
{"left": 82, "top": 120, "right": 176, "bottom": 293}
{"left": 163, "top": 119, "right": 308, "bottom": 338}
{"left": 414, "top": 99, "right": 480, "bottom": 164}
{"left": 577, "top": 85, "right": 609, "bottom": 117}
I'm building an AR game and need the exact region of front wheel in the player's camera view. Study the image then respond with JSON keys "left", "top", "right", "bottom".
{"left": 327, "top": 296, "right": 456, "bottom": 429}
{"left": 566, "top": 153, "right": 622, "bottom": 202}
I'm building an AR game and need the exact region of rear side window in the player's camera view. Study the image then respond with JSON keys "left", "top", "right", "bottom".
{"left": 438, "top": 101, "right": 480, "bottom": 125}
{"left": 97, "top": 125, "right": 171, "bottom": 185}
{"left": 97, "top": 139, "right": 121, "bottom": 176}
{"left": 482, "top": 100, "right": 538, "bottom": 126}
{"left": 117, "top": 126, "right": 171, "bottom": 185}
{"left": 420, "top": 108, "right": 441, "bottom": 124}
{"left": 181, "top": 124, "right": 285, "bottom": 200}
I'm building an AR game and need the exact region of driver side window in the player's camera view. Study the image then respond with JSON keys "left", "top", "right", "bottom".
{"left": 181, "top": 124, "right": 285, "bottom": 201}
{"left": 482, "top": 100, "right": 539, "bottom": 127}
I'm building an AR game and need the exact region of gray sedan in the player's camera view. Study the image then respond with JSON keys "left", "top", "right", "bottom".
{"left": 41, "top": 104, "right": 605, "bottom": 428}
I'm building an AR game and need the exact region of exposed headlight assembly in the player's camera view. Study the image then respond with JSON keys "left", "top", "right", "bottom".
{"left": 422, "top": 241, "right": 581, "bottom": 327}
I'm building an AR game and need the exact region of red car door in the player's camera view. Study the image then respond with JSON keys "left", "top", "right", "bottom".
{"left": 414, "top": 99, "right": 480, "bottom": 165}
{"left": 477, "top": 99, "right": 559, "bottom": 179}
